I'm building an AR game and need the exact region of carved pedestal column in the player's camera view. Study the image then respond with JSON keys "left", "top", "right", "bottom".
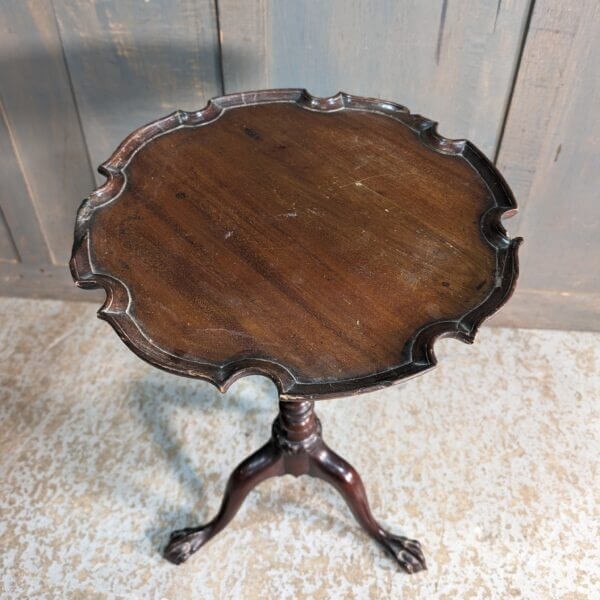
{"left": 164, "top": 400, "right": 426, "bottom": 573}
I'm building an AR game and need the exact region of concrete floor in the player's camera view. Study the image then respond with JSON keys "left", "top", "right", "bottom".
{"left": 0, "top": 297, "right": 598, "bottom": 599}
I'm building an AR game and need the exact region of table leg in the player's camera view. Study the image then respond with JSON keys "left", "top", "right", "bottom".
{"left": 308, "top": 441, "right": 426, "bottom": 573}
{"left": 163, "top": 399, "right": 426, "bottom": 573}
{"left": 164, "top": 439, "right": 284, "bottom": 564}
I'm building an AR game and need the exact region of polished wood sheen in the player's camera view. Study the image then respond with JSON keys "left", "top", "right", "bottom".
{"left": 71, "top": 89, "right": 520, "bottom": 400}
{"left": 164, "top": 400, "right": 427, "bottom": 573}
{"left": 71, "top": 89, "right": 520, "bottom": 573}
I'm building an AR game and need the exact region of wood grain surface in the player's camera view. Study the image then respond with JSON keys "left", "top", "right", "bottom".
{"left": 71, "top": 90, "right": 520, "bottom": 399}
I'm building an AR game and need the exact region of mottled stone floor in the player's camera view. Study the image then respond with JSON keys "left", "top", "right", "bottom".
{"left": 0, "top": 297, "right": 598, "bottom": 599}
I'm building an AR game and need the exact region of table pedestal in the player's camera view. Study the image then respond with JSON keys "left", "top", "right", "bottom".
{"left": 163, "top": 400, "right": 426, "bottom": 573}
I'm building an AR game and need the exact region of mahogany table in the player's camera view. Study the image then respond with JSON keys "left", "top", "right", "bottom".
{"left": 71, "top": 89, "right": 521, "bottom": 574}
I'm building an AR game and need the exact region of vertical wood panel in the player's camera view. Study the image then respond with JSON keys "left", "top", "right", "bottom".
{"left": 0, "top": 0, "right": 95, "bottom": 266}
{"left": 53, "top": 0, "right": 223, "bottom": 183}
{"left": 219, "top": 0, "right": 532, "bottom": 158}
{"left": 0, "top": 208, "right": 18, "bottom": 263}
{"left": 0, "top": 100, "right": 51, "bottom": 264}
{"left": 496, "top": 2, "right": 600, "bottom": 301}
{"left": 217, "top": 0, "right": 268, "bottom": 94}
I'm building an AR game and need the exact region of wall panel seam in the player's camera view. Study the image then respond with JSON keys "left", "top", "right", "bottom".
{"left": 49, "top": 0, "right": 96, "bottom": 190}
{"left": 214, "top": 0, "right": 226, "bottom": 95}
{"left": 492, "top": 0, "right": 537, "bottom": 165}
{"left": 0, "top": 98, "right": 52, "bottom": 264}
{"left": 0, "top": 203, "right": 19, "bottom": 263}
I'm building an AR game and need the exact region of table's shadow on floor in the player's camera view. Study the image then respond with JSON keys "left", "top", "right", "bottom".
{"left": 128, "top": 373, "right": 274, "bottom": 555}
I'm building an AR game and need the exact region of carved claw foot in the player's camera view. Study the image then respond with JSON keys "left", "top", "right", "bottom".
{"left": 378, "top": 534, "right": 427, "bottom": 574}
{"left": 160, "top": 402, "right": 428, "bottom": 573}
{"left": 163, "top": 527, "right": 210, "bottom": 565}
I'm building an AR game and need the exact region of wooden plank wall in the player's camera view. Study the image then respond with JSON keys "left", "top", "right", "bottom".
{"left": 53, "top": 0, "right": 222, "bottom": 184}
{"left": 219, "top": 0, "right": 531, "bottom": 158}
{"left": 1, "top": 0, "right": 91, "bottom": 298}
{"left": 0, "top": 0, "right": 221, "bottom": 301}
{"left": 0, "top": 0, "right": 598, "bottom": 331}
{"left": 495, "top": 0, "right": 600, "bottom": 330}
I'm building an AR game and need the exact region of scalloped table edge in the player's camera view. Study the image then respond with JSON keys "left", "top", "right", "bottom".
{"left": 70, "top": 88, "right": 522, "bottom": 400}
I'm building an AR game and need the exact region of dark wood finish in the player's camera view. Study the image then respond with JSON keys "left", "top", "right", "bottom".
{"left": 71, "top": 89, "right": 520, "bottom": 572}
{"left": 71, "top": 89, "right": 520, "bottom": 400}
{"left": 163, "top": 400, "right": 427, "bottom": 574}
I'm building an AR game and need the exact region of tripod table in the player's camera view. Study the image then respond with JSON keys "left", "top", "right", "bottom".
{"left": 70, "top": 89, "right": 520, "bottom": 573}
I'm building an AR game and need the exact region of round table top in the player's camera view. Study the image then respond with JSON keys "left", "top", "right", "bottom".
{"left": 71, "top": 89, "right": 520, "bottom": 400}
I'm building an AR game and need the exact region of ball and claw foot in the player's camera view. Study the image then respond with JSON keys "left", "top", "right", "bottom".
{"left": 379, "top": 534, "right": 427, "bottom": 574}
{"left": 161, "top": 402, "right": 428, "bottom": 574}
{"left": 164, "top": 528, "right": 207, "bottom": 565}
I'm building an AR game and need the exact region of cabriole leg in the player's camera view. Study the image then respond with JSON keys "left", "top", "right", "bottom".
{"left": 164, "top": 399, "right": 425, "bottom": 573}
